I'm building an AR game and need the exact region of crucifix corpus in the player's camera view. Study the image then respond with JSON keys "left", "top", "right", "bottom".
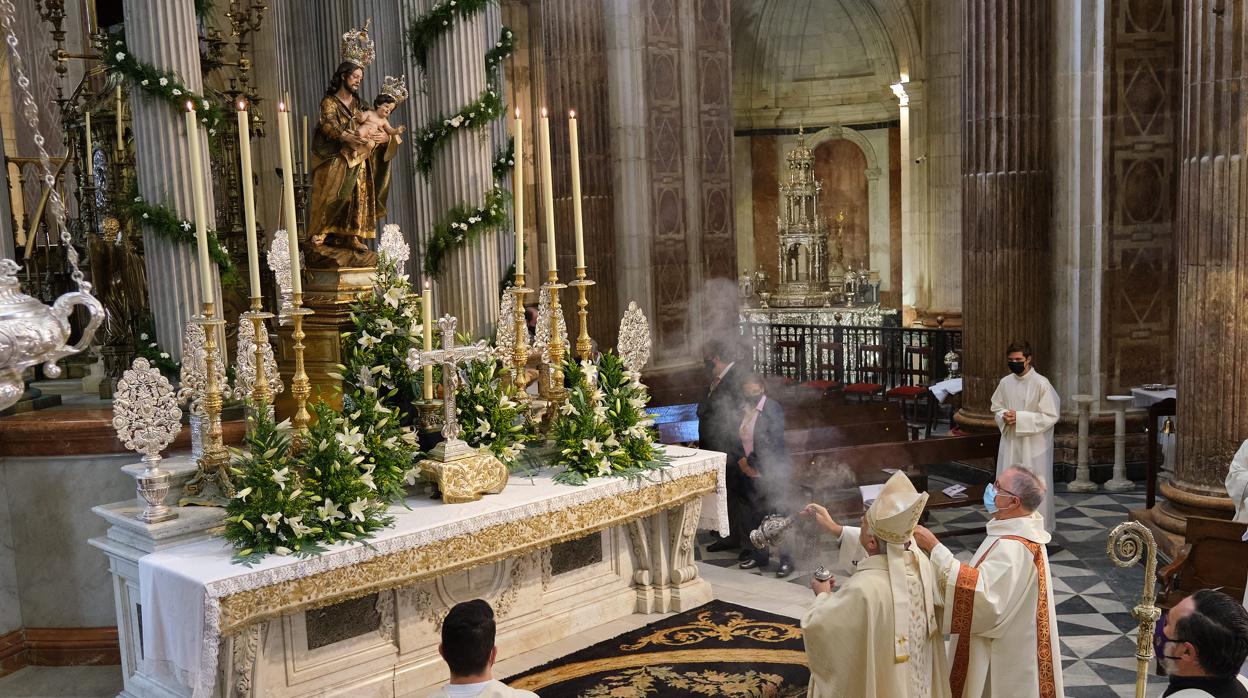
{"left": 405, "top": 314, "right": 509, "bottom": 502}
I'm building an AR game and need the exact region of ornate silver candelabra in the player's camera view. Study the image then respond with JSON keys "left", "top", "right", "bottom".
{"left": 112, "top": 358, "right": 183, "bottom": 523}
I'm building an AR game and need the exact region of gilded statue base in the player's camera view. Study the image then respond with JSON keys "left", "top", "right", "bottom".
{"left": 418, "top": 443, "right": 508, "bottom": 504}
{"left": 275, "top": 265, "right": 376, "bottom": 419}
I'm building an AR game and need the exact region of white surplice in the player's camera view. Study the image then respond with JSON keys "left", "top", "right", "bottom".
{"left": 801, "top": 528, "right": 950, "bottom": 698}
{"left": 1223, "top": 439, "right": 1248, "bottom": 606}
{"left": 990, "top": 369, "right": 1060, "bottom": 532}
{"left": 929, "top": 511, "right": 1063, "bottom": 698}
{"left": 426, "top": 681, "right": 539, "bottom": 698}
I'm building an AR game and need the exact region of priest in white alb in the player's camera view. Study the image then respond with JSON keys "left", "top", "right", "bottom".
{"left": 1223, "top": 438, "right": 1248, "bottom": 606}
{"left": 800, "top": 471, "right": 950, "bottom": 698}
{"left": 912, "top": 465, "right": 1064, "bottom": 698}
{"left": 990, "top": 339, "right": 1059, "bottom": 531}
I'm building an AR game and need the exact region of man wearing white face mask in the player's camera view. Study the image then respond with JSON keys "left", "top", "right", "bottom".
{"left": 911, "top": 466, "right": 1063, "bottom": 698}
{"left": 1158, "top": 589, "right": 1248, "bottom": 697}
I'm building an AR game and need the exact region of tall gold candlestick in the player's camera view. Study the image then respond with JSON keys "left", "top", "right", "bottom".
{"left": 181, "top": 303, "right": 232, "bottom": 504}
{"left": 543, "top": 271, "right": 568, "bottom": 418}
{"left": 285, "top": 292, "right": 313, "bottom": 451}
{"left": 510, "top": 274, "right": 532, "bottom": 403}
{"left": 569, "top": 266, "right": 594, "bottom": 361}
{"left": 242, "top": 306, "right": 274, "bottom": 415}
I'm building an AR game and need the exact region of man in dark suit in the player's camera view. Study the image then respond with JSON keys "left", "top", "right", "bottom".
{"left": 698, "top": 338, "right": 747, "bottom": 553}
{"left": 734, "top": 373, "right": 794, "bottom": 577}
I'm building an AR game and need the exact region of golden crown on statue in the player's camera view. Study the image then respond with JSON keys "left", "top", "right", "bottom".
{"left": 341, "top": 18, "right": 376, "bottom": 68}
{"left": 380, "top": 75, "right": 409, "bottom": 104}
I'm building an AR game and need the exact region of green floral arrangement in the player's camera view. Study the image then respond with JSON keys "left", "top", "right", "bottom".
{"left": 299, "top": 402, "right": 395, "bottom": 545}
{"left": 550, "top": 357, "right": 667, "bottom": 485}
{"left": 335, "top": 254, "right": 424, "bottom": 502}
{"left": 597, "top": 351, "right": 666, "bottom": 469}
{"left": 341, "top": 254, "right": 423, "bottom": 407}
{"left": 134, "top": 317, "right": 179, "bottom": 379}
{"left": 456, "top": 356, "right": 531, "bottom": 469}
{"left": 408, "top": 0, "right": 505, "bottom": 72}
{"left": 223, "top": 408, "right": 322, "bottom": 563}
{"left": 414, "top": 87, "right": 506, "bottom": 176}
{"left": 491, "top": 136, "right": 515, "bottom": 182}
{"left": 104, "top": 33, "right": 224, "bottom": 133}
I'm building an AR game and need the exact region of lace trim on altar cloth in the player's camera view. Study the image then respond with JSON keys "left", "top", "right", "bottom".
{"left": 185, "top": 453, "right": 727, "bottom": 698}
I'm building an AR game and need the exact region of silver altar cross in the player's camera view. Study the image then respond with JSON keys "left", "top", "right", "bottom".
{"left": 405, "top": 315, "right": 491, "bottom": 460}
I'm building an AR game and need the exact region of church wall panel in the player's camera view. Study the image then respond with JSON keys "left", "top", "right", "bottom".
{"left": 888, "top": 126, "right": 902, "bottom": 309}
{"left": 749, "top": 135, "right": 779, "bottom": 285}
{"left": 1100, "top": 0, "right": 1180, "bottom": 395}
{"left": 813, "top": 139, "right": 869, "bottom": 269}
{"left": 694, "top": 0, "right": 736, "bottom": 303}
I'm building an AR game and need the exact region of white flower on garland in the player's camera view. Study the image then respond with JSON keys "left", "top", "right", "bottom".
{"left": 449, "top": 115, "right": 464, "bottom": 128}
{"left": 171, "top": 88, "right": 181, "bottom": 96}
{"left": 114, "top": 51, "right": 126, "bottom": 61}
{"left": 159, "top": 77, "right": 168, "bottom": 87}
{"left": 317, "top": 498, "right": 345, "bottom": 522}
{"left": 141, "top": 79, "right": 149, "bottom": 86}
{"left": 180, "top": 221, "right": 191, "bottom": 231}
{"left": 348, "top": 498, "right": 369, "bottom": 522}
{"left": 270, "top": 466, "right": 289, "bottom": 490}
{"left": 287, "top": 515, "right": 313, "bottom": 537}
{"left": 261, "top": 511, "right": 283, "bottom": 533}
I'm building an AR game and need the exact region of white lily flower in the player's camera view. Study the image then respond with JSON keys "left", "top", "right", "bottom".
{"left": 359, "top": 471, "right": 376, "bottom": 491}
{"left": 403, "top": 467, "right": 421, "bottom": 485}
{"left": 261, "top": 511, "right": 283, "bottom": 533}
{"left": 317, "top": 498, "right": 345, "bottom": 522}
{"left": 274, "top": 546, "right": 292, "bottom": 556}
{"left": 336, "top": 429, "right": 364, "bottom": 453}
{"left": 584, "top": 439, "right": 603, "bottom": 456}
{"left": 357, "top": 331, "right": 381, "bottom": 349}
{"left": 158, "top": 77, "right": 168, "bottom": 87}
{"left": 270, "top": 466, "right": 289, "bottom": 490}
{"left": 383, "top": 286, "right": 404, "bottom": 309}
{"left": 234, "top": 486, "right": 252, "bottom": 501}
{"left": 559, "top": 401, "right": 576, "bottom": 416}
{"left": 348, "top": 498, "right": 369, "bottom": 522}
{"left": 287, "top": 516, "right": 313, "bottom": 536}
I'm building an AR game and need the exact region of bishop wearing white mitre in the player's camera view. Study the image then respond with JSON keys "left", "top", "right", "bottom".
{"left": 800, "top": 471, "right": 950, "bottom": 698}
{"left": 990, "top": 340, "right": 1059, "bottom": 532}
{"left": 913, "top": 465, "right": 1064, "bottom": 698}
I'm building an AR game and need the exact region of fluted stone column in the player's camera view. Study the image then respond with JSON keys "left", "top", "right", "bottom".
{"left": 1154, "top": 0, "right": 1247, "bottom": 534}
{"left": 414, "top": 2, "right": 502, "bottom": 338}
{"left": 955, "top": 0, "right": 1052, "bottom": 429}
{"left": 485, "top": 2, "right": 515, "bottom": 284}
{"left": 124, "top": 0, "right": 221, "bottom": 361}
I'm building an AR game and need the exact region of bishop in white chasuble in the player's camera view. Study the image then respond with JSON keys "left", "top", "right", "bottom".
{"left": 990, "top": 348, "right": 1060, "bottom": 532}
{"left": 801, "top": 472, "right": 951, "bottom": 698}
{"left": 914, "top": 467, "right": 1064, "bottom": 698}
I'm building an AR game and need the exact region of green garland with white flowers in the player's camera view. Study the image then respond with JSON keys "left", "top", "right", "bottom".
{"left": 103, "top": 33, "right": 224, "bottom": 134}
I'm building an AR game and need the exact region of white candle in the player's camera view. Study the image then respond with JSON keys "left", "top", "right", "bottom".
{"left": 185, "top": 102, "right": 214, "bottom": 305}
{"left": 277, "top": 102, "right": 302, "bottom": 296}
{"left": 538, "top": 108, "right": 556, "bottom": 274}
{"left": 513, "top": 109, "right": 524, "bottom": 277}
{"left": 115, "top": 85, "right": 123, "bottom": 152}
{"left": 237, "top": 102, "right": 261, "bottom": 300}
{"left": 83, "top": 111, "right": 93, "bottom": 181}
{"left": 422, "top": 281, "right": 433, "bottom": 400}
{"left": 302, "top": 115, "right": 310, "bottom": 177}
{"left": 568, "top": 110, "right": 584, "bottom": 269}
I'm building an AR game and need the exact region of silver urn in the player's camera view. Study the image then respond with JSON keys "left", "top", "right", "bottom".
{"left": 0, "top": 260, "right": 104, "bottom": 410}
{"left": 750, "top": 513, "right": 795, "bottom": 550}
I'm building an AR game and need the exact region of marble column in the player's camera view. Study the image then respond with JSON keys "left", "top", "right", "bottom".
{"left": 421, "top": 2, "right": 501, "bottom": 338}
{"left": 1155, "top": 0, "right": 1247, "bottom": 533}
{"left": 542, "top": 0, "right": 620, "bottom": 349}
{"left": 1105, "top": 395, "right": 1134, "bottom": 492}
{"left": 955, "top": 0, "right": 1052, "bottom": 428}
{"left": 1069, "top": 394, "right": 1098, "bottom": 492}
{"left": 123, "top": 0, "right": 221, "bottom": 361}
{"left": 485, "top": 1, "right": 515, "bottom": 285}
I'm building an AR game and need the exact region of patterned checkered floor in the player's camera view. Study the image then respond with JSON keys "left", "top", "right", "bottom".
{"left": 699, "top": 484, "right": 1162, "bottom": 697}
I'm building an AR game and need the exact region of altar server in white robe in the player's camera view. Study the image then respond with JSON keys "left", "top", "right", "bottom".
{"left": 800, "top": 471, "right": 951, "bottom": 698}
{"left": 990, "top": 339, "right": 1059, "bottom": 532}
{"left": 911, "top": 465, "right": 1064, "bottom": 698}
{"left": 1224, "top": 439, "right": 1248, "bottom": 607}
{"left": 428, "top": 600, "right": 539, "bottom": 698}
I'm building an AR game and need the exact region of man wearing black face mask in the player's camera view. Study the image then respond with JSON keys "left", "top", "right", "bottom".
{"left": 698, "top": 339, "right": 746, "bottom": 554}
{"left": 1158, "top": 589, "right": 1248, "bottom": 697}
{"left": 989, "top": 340, "right": 1059, "bottom": 532}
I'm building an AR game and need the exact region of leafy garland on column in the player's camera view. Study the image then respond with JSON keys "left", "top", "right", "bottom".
{"left": 103, "top": 33, "right": 224, "bottom": 133}
{"left": 408, "top": 3, "right": 516, "bottom": 276}
{"left": 123, "top": 192, "right": 239, "bottom": 286}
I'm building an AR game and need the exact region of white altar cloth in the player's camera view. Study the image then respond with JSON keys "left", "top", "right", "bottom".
{"left": 138, "top": 449, "right": 726, "bottom": 697}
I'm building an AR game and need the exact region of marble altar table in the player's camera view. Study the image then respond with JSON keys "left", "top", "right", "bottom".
{"left": 91, "top": 447, "right": 726, "bottom": 698}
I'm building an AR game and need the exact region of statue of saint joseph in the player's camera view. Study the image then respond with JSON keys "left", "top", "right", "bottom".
{"left": 306, "top": 20, "right": 401, "bottom": 267}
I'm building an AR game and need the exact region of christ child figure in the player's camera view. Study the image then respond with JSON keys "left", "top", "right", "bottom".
{"left": 344, "top": 93, "right": 404, "bottom": 168}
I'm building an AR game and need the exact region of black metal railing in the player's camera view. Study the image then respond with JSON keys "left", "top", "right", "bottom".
{"left": 741, "top": 321, "right": 963, "bottom": 389}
